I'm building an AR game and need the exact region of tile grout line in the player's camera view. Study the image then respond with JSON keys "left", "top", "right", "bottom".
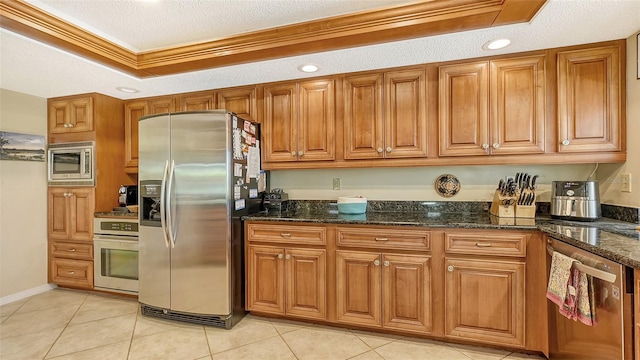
{"left": 41, "top": 290, "right": 90, "bottom": 360}
{"left": 125, "top": 309, "right": 139, "bottom": 360}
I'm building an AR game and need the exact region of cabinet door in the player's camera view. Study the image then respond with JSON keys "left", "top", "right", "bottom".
{"left": 384, "top": 69, "right": 428, "bottom": 158}
{"left": 180, "top": 91, "right": 216, "bottom": 111}
{"left": 343, "top": 73, "right": 384, "bottom": 159}
{"left": 263, "top": 83, "right": 298, "bottom": 162}
{"left": 217, "top": 86, "right": 257, "bottom": 121}
{"left": 438, "top": 62, "right": 489, "bottom": 156}
{"left": 48, "top": 188, "right": 70, "bottom": 240}
{"left": 68, "top": 188, "right": 94, "bottom": 241}
{"left": 124, "top": 100, "right": 148, "bottom": 172}
{"left": 298, "top": 79, "right": 335, "bottom": 161}
{"left": 336, "top": 250, "right": 381, "bottom": 327}
{"left": 48, "top": 97, "right": 93, "bottom": 134}
{"left": 557, "top": 46, "right": 622, "bottom": 152}
{"left": 247, "top": 245, "right": 285, "bottom": 314}
{"left": 382, "top": 254, "right": 432, "bottom": 334}
{"left": 49, "top": 258, "right": 93, "bottom": 289}
{"left": 285, "top": 248, "right": 326, "bottom": 320}
{"left": 445, "top": 257, "right": 525, "bottom": 347}
{"left": 149, "top": 96, "right": 176, "bottom": 115}
{"left": 490, "top": 56, "right": 546, "bottom": 154}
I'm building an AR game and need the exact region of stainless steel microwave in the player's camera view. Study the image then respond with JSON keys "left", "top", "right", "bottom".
{"left": 47, "top": 141, "right": 95, "bottom": 186}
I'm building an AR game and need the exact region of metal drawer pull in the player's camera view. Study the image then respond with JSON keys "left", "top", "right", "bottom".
{"left": 546, "top": 245, "right": 616, "bottom": 283}
{"left": 475, "top": 243, "right": 492, "bottom": 247}
{"left": 68, "top": 248, "right": 76, "bottom": 252}
{"left": 374, "top": 259, "right": 380, "bottom": 266}
{"left": 447, "top": 265, "right": 454, "bottom": 272}
{"left": 375, "top": 237, "right": 388, "bottom": 241}
{"left": 280, "top": 233, "right": 291, "bottom": 238}
{"left": 67, "top": 271, "right": 75, "bottom": 275}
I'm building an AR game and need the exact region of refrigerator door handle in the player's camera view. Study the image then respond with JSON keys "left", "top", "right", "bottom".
{"left": 160, "top": 160, "right": 170, "bottom": 248}
{"left": 166, "top": 159, "right": 177, "bottom": 248}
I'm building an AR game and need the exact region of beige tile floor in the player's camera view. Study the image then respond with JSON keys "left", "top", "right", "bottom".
{"left": 0, "top": 289, "right": 546, "bottom": 360}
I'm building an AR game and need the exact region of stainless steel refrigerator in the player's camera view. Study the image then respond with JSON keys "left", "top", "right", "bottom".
{"left": 138, "top": 110, "right": 265, "bottom": 329}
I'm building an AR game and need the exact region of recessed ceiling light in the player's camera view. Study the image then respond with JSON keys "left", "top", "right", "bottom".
{"left": 116, "top": 87, "right": 139, "bottom": 93}
{"left": 483, "top": 39, "right": 511, "bottom": 50}
{"left": 298, "top": 64, "right": 319, "bottom": 73}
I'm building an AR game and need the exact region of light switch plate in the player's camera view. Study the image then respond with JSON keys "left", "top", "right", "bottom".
{"left": 333, "top": 178, "right": 341, "bottom": 190}
{"left": 621, "top": 173, "right": 631, "bottom": 192}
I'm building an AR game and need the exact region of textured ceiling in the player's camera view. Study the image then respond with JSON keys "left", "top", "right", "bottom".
{"left": 1, "top": 0, "right": 639, "bottom": 100}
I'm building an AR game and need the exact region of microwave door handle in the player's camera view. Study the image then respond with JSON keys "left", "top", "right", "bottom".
{"left": 160, "top": 160, "right": 170, "bottom": 248}
{"left": 166, "top": 160, "right": 176, "bottom": 248}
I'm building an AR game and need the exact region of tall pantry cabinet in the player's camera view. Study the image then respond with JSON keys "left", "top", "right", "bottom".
{"left": 47, "top": 93, "right": 128, "bottom": 290}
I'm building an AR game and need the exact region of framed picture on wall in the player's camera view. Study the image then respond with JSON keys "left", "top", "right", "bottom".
{"left": 0, "top": 131, "right": 46, "bottom": 162}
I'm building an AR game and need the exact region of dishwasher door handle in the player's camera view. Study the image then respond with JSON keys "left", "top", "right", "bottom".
{"left": 546, "top": 245, "right": 616, "bottom": 283}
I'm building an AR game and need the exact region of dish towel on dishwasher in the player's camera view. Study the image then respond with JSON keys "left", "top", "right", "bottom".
{"left": 546, "top": 251, "right": 595, "bottom": 326}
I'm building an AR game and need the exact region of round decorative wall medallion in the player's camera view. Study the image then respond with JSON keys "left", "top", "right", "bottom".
{"left": 435, "top": 174, "right": 460, "bottom": 198}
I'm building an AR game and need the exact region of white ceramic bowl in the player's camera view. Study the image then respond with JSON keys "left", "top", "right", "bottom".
{"left": 337, "top": 196, "right": 367, "bottom": 203}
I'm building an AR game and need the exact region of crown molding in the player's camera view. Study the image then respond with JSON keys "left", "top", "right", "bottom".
{"left": 0, "top": 0, "right": 546, "bottom": 78}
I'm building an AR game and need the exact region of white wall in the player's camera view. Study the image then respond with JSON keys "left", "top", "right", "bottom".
{"left": 271, "top": 164, "right": 597, "bottom": 202}
{"left": 597, "top": 32, "right": 640, "bottom": 208}
{"left": 0, "top": 89, "right": 49, "bottom": 298}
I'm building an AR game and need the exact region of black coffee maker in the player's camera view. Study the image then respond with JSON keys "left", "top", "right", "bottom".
{"left": 118, "top": 185, "right": 138, "bottom": 207}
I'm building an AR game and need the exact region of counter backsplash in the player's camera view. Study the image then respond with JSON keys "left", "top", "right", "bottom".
{"left": 279, "top": 200, "right": 637, "bottom": 224}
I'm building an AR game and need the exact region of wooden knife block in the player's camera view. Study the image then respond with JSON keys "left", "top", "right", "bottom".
{"left": 489, "top": 190, "right": 536, "bottom": 218}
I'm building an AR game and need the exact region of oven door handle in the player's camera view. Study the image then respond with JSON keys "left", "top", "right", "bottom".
{"left": 160, "top": 160, "right": 170, "bottom": 248}
{"left": 546, "top": 245, "right": 617, "bottom": 283}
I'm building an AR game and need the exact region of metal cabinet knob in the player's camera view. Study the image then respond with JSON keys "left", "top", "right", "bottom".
{"left": 492, "top": 143, "right": 500, "bottom": 149}
{"left": 291, "top": 151, "right": 296, "bottom": 157}
{"left": 377, "top": 147, "right": 383, "bottom": 153}
{"left": 374, "top": 259, "right": 380, "bottom": 266}
{"left": 384, "top": 260, "right": 390, "bottom": 267}
{"left": 482, "top": 143, "right": 489, "bottom": 150}
{"left": 277, "top": 253, "right": 283, "bottom": 259}
{"left": 447, "top": 265, "right": 455, "bottom": 272}
{"left": 298, "top": 151, "right": 304, "bottom": 156}
{"left": 386, "top": 147, "right": 392, "bottom": 153}
{"left": 562, "top": 139, "right": 570, "bottom": 146}
{"left": 68, "top": 123, "right": 74, "bottom": 127}
{"left": 63, "top": 123, "right": 69, "bottom": 128}
{"left": 285, "top": 254, "right": 291, "bottom": 260}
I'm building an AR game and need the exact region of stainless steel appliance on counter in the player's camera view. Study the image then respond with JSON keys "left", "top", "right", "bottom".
{"left": 546, "top": 237, "right": 632, "bottom": 359}
{"left": 550, "top": 180, "right": 601, "bottom": 221}
{"left": 138, "top": 110, "right": 265, "bottom": 329}
{"left": 93, "top": 217, "right": 139, "bottom": 294}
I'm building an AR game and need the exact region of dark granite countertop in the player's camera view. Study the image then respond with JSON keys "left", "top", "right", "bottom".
{"left": 244, "top": 210, "right": 640, "bottom": 268}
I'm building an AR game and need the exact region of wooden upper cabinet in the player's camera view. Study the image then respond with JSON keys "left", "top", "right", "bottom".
{"left": 490, "top": 55, "right": 545, "bottom": 155}
{"left": 179, "top": 91, "right": 216, "bottom": 111}
{"left": 439, "top": 62, "right": 489, "bottom": 157}
{"left": 557, "top": 46, "right": 622, "bottom": 152}
{"left": 263, "top": 79, "right": 335, "bottom": 163}
{"left": 343, "top": 73, "right": 384, "bottom": 159}
{"left": 123, "top": 100, "right": 148, "bottom": 172}
{"left": 217, "top": 86, "right": 257, "bottom": 121}
{"left": 48, "top": 96, "right": 94, "bottom": 134}
{"left": 384, "top": 69, "right": 428, "bottom": 158}
{"left": 298, "top": 79, "right": 335, "bottom": 161}
{"left": 344, "top": 69, "right": 427, "bottom": 160}
{"left": 124, "top": 96, "right": 175, "bottom": 173}
{"left": 439, "top": 55, "right": 546, "bottom": 156}
{"left": 48, "top": 187, "right": 94, "bottom": 242}
{"left": 263, "top": 83, "right": 298, "bottom": 163}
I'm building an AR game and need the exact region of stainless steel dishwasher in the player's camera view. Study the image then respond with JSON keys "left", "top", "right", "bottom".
{"left": 546, "top": 236, "right": 633, "bottom": 359}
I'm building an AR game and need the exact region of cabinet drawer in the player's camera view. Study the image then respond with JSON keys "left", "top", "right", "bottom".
{"left": 246, "top": 223, "right": 326, "bottom": 245}
{"left": 50, "top": 241, "right": 93, "bottom": 260}
{"left": 445, "top": 232, "right": 527, "bottom": 257}
{"left": 50, "top": 258, "right": 93, "bottom": 289}
{"left": 336, "top": 227, "right": 431, "bottom": 251}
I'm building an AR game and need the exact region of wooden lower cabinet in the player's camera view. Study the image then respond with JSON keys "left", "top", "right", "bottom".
{"left": 336, "top": 250, "right": 432, "bottom": 334}
{"left": 444, "top": 257, "right": 525, "bottom": 347}
{"left": 247, "top": 245, "right": 326, "bottom": 320}
{"left": 49, "top": 257, "right": 93, "bottom": 289}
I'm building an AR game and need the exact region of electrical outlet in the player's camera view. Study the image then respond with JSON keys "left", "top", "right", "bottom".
{"left": 333, "top": 178, "right": 341, "bottom": 190}
{"left": 621, "top": 173, "right": 631, "bottom": 192}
